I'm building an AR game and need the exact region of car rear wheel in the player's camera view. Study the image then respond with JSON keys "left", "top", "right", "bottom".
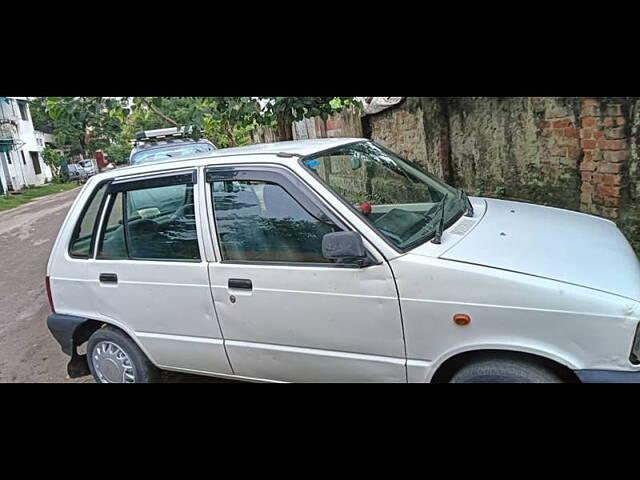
{"left": 450, "top": 356, "right": 564, "bottom": 383}
{"left": 87, "top": 326, "right": 160, "bottom": 383}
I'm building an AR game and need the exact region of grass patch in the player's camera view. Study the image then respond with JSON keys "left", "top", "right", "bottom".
{"left": 0, "top": 182, "right": 80, "bottom": 212}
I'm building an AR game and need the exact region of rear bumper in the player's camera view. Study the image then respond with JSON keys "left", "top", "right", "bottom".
{"left": 47, "top": 314, "right": 93, "bottom": 378}
{"left": 575, "top": 369, "right": 640, "bottom": 383}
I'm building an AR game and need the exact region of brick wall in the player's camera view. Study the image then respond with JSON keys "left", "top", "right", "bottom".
{"left": 577, "top": 99, "right": 628, "bottom": 220}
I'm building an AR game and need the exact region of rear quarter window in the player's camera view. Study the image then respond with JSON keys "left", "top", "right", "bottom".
{"left": 69, "top": 182, "right": 108, "bottom": 258}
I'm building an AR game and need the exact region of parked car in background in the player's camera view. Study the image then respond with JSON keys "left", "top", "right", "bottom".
{"left": 79, "top": 159, "right": 97, "bottom": 177}
{"left": 129, "top": 127, "right": 216, "bottom": 166}
{"left": 46, "top": 138, "right": 640, "bottom": 383}
{"left": 64, "top": 164, "right": 88, "bottom": 183}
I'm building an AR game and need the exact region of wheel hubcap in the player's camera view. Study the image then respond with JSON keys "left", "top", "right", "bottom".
{"left": 92, "top": 341, "right": 135, "bottom": 383}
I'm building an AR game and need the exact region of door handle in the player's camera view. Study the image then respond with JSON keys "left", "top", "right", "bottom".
{"left": 99, "top": 273, "right": 118, "bottom": 284}
{"left": 228, "top": 278, "right": 252, "bottom": 290}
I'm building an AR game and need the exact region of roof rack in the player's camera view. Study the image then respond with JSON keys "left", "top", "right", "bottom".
{"left": 135, "top": 126, "right": 198, "bottom": 142}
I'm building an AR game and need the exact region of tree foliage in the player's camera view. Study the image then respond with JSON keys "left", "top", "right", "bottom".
{"left": 264, "top": 97, "right": 360, "bottom": 140}
{"left": 38, "top": 97, "right": 130, "bottom": 157}
{"left": 29, "top": 96, "right": 361, "bottom": 165}
{"left": 41, "top": 145, "right": 67, "bottom": 182}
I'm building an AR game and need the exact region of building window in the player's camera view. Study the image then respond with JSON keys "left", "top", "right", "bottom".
{"left": 17, "top": 101, "right": 29, "bottom": 121}
{"left": 30, "top": 152, "right": 42, "bottom": 175}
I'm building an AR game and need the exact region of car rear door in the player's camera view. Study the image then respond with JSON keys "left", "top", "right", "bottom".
{"left": 204, "top": 165, "right": 406, "bottom": 382}
{"left": 86, "top": 169, "right": 232, "bottom": 376}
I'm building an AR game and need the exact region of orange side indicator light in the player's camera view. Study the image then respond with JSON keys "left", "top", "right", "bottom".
{"left": 454, "top": 314, "right": 471, "bottom": 326}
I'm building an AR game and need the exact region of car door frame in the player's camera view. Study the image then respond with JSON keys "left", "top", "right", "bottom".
{"left": 203, "top": 162, "right": 408, "bottom": 383}
{"left": 85, "top": 167, "right": 234, "bottom": 377}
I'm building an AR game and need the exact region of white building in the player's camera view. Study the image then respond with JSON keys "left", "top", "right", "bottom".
{"left": 0, "top": 97, "right": 50, "bottom": 194}
{"left": 34, "top": 130, "right": 55, "bottom": 182}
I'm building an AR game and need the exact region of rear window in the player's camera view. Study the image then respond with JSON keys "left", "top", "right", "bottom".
{"left": 97, "top": 181, "right": 200, "bottom": 261}
{"left": 69, "top": 182, "right": 108, "bottom": 257}
{"left": 131, "top": 143, "right": 214, "bottom": 165}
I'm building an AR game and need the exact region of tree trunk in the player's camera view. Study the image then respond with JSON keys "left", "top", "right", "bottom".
{"left": 225, "top": 122, "right": 237, "bottom": 147}
{"left": 146, "top": 101, "right": 178, "bottom": 127}
{"left": 276, "top": 113, "right": 293, "bottom": 141}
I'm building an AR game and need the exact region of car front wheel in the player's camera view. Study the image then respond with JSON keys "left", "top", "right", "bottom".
{"left": 450, "top": 356, "right": 564, "bottom": 383}
{"left": 87, "top": 326, "right": 160, "bottom": 383}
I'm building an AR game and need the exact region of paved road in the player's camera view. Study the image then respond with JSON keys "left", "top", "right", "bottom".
{"left": 0, "top": 188, "right": 231, "bottom": 383}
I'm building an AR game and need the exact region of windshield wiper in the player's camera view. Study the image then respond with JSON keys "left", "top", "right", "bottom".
{"left": 431, "top": 193, "right": 448, "bottom": 245}
{"left": 460, "top": 189, "right": 474, "bottom": 217}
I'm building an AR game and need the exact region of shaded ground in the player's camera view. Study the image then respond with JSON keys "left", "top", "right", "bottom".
{"left": 0, "top": 187, "right": 234, "bottom": 383}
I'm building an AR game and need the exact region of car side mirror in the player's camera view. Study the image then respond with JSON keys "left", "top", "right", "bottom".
{"left": 322, "top": 231, "right": 367, "bottom": 260}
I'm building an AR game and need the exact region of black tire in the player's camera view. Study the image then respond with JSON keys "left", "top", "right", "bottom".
{"left": 450, "top": 356, "right": 564, "bottom": 383}
{"left": 87, "top": 326, "right": 161, "bottom": 383}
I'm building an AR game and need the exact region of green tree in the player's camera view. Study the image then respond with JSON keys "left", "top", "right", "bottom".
{"left": 28, "top": 97, "right": 55, "bottom": 132}
{"left": 129, "top": 97, "right": 361, "bottom": 144}
{"left": 44, "top": 97, "right": 129, "bottom": 157}
{"left": 41, "top": 146, "right": 67, "bottom": 182}
{"left": 264, "top": 97, "right": 361, "bottom": 141}
{"left": 128, "top": 97, "right": 262, "bottom": 147}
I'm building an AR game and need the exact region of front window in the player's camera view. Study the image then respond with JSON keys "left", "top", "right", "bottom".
{"left": 211, "top": 179, "right": 339, "bottom": 264}
{"left": 303, "top": 141, "right": 465, "bottom": 251}
{"left": 131, "top": 143, "right": 215, "bottom": 165}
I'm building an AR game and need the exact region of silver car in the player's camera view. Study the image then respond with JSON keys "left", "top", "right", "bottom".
{"left": 65, "top": 164, "right": 88, "bottom": 182}
{"left": 129, "top": 127, "right": 216, "bottom": 166}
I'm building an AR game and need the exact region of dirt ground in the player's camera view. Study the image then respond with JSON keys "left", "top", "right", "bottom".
{"left": 0, "top": 187, "right": 231, "bottom": 383}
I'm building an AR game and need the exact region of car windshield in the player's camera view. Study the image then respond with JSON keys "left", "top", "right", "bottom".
{"left": 131, "top": 143, "right": 215, "bottom": 165}
{"left": 303, "top": 141, "right": 466, "bottom": 251}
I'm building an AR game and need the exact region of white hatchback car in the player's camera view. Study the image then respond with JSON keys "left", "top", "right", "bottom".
{"left": 46, "top": 138, "right": 640, "bottom": 383}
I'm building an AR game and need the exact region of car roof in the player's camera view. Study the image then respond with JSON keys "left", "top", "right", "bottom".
{"left": 109, "top": 138, "right": 366, "bottom": 179}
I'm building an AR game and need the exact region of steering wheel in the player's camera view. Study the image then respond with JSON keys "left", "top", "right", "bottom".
{"left": 171, "top": 203, "right": 196, "bottom": 223}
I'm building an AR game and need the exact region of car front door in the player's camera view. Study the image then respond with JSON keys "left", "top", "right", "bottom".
{"left": 87, "top": 169, "right": 232, "bottom": 376}
{"left": 205, "top": 165, "right": 406, "bottom": 382}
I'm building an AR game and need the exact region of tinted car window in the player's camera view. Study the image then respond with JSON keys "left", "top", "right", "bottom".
{"left": 97, "top": 193, "right": 127, "bottom": 259}
{"left": 97, "top": 183, "right": 200, "bottom": 261}
{"left": 127, "top": 184, "right": 200, "bottom": 261}
{"left": 211, "top": 180, "right": 338, "bottom": 263}
{"left": 69, "top": 182, "right": 108, "bottom": 257}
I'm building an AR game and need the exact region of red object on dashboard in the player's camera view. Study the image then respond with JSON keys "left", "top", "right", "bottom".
{"left": 359, "top": 201, "right": 372, "bottom": 216}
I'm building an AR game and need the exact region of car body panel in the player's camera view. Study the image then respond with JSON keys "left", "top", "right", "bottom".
{"left": 391, "top": 253, "right": 640, "bottom": 380}
{"left": 433, "top": 198, "right": 640, "bottom": 302}
{"left": 208, "top": 262, "right": 406, "bottom": 382}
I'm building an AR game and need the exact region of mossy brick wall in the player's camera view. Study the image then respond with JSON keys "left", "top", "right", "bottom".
{"left": 367, "top": 97, "right": 639, "bottom": 253}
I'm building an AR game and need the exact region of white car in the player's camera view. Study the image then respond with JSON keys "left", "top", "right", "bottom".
{"left": 45, "top": 138, "right": 640, "bottom": 383}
